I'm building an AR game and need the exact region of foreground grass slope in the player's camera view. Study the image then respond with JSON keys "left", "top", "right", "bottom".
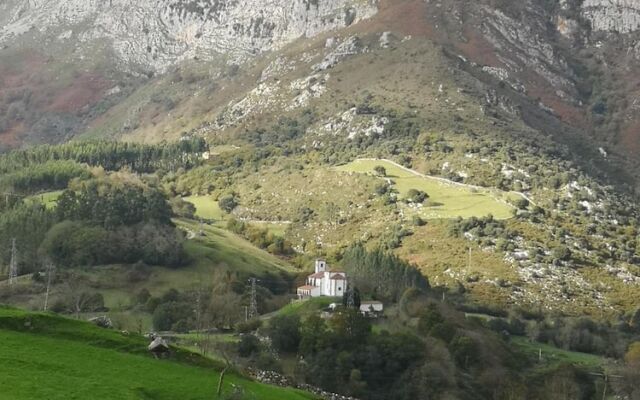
{"left": 0, "top": 307, "right": 315, "bottom": 400}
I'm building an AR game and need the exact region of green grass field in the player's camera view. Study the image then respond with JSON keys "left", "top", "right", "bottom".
{"left": 183, "top": 195, "right": 225, "bottom": 221}
{"left": 91, "top": 219, "right": 296, "bottom": 310}
{"left": 275, "top": 297, "right": 338, "bottom": 317}
{"left": 0, "top": 307, "right": 316, "bottom": 400}
{"left": 510, "top": 336, "right": 604, "bottom": 369}
{"left": 184, "top": 196, "right": 291, "bottom": 235}
{"left": 336, "top": 159, "right": 516, "bottom": 219}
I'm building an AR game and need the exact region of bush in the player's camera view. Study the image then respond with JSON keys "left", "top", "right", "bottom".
{"left": 152, "top": 301, "right": 193, "bottom": 331}
{"left": 238, "top": 334, "right": 261, "bottom": 358}
{"left": 412, "top": 215, "right": 426, "bottom": 226}
{"left": 552, "top": 245, "right": 572, "bottom": 261}
{"left": 406, "top": 189, "right": 428, "bottom": 204}
{"left": 374, "top": 165, "right": 387, "bottom": 177}
{"left": 236, "top": 319, "right": 262, "bottom": 334}
{"left": 218, "top": 195, "right": 239, "bottom": 213}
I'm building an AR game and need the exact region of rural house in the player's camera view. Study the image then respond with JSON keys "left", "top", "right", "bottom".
{"left": 297, "top": 259, "right": 347, "bottom": 299}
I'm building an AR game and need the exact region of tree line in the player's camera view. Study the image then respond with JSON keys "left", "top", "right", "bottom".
{"left": 0, "top": 137, "right": 207, "bottom": 175}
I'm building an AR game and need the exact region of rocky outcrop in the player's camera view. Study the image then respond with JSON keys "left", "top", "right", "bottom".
{"left": 582, "top": 0, "right": 640, "bottom": 33}
{"left": 0, "top": 0, "right": 378, "bottom": 71}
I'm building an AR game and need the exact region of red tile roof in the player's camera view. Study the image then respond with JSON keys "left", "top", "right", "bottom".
{"left": 330, "top": 274, "right": 346, "bottom": 280}
{"left": 297, "top": 285, "right": 316, "bottom": 291}
{"left": 308, "top": 272, "right": 325, "bottom": 279}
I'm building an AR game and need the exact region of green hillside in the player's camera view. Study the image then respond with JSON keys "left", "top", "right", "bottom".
{"left": 0, "top": 307, "right": 315, "bottom": 400}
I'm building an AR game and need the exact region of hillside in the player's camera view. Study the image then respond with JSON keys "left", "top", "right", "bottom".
{"left": 0, "top": 306, "right": 316, "bottom": 400}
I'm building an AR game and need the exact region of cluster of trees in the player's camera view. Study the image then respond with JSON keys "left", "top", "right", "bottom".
{"left": 340, "top": 243, "right": 429, "bottom": 302}
{"left": 0, "top": 203, "right": 55, "bottom": 274}
{"left": 0, "top": 138, "right": 206, "bottom": 175}
{"left": 0, "top": 160, "right": 91, "bottom": 194}
{"left": 0, "top": 175, "right": 184, "bottom": 274}
{"left": 55, "top": 179, "right": 172, "bottom": 228}
{"left": 143, "top": 272, "right": 289, "bottom": 332}
{"left": 243, "top": 113, "right": 315, "bottom": 149}
{"left": 448, "top": 215, "right": 513, "bottom": 242}
{"left": 227, "top": 218, "right": 294, "bottom": 256}
{"left": 260, "top": 310, "right": 425, "bottom": 400}
{"left": 260, "top": 300, "right": 592, "bottom": 400}
{"left": 40, "top": 220, "right": 185, "bottom": 268}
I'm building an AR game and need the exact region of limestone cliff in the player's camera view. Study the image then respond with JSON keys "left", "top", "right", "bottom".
{"left": 0, "top": 0, "right": 378, "bottom": 71}
{"left": 582, "top": 0, "right": 640, "bottom": 33}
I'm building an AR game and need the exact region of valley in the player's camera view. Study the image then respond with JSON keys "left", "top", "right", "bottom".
{"left": 1, "top": 0, "right": 640, "bottom": 399}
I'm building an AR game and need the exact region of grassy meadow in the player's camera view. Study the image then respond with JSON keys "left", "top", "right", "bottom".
{"left": 183, "top": 195, "right": 225, "bottom": 221}
{"left": 336, "top": 159, "right": 517, "bottom": 219}
{"left": 0, "top": 307, "right": 316, "bottom": 400}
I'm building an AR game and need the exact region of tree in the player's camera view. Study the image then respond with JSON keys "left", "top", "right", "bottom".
{"left": 514, "top": 198, "right": 530, "bottom": 210}
{"left": 329, "top": 308, "right": 371, "bottom": 349}
{"left": 406, "top": 189, "right": 428, "bottom": 204}
{"left": 300, "top": 314, "right": 329, "bottom": 356}
{"left": 152, "top": 301, "right": 193, "bottom": 331}
{"left": 237, "top": 334, "right": 261, "bottom": 358}
{"left": 266, "top": 314, "right": 301, "bottom": 353}
{"left": 417, "top": 303, "right": 444, "bottom": 335}
{"left": 373, "top": 165, "right": 387, "bottom": 177}
{"left": 449, "top": 335, "right": 478, "bottom": 369}
{"left": 61, "top": 273, "right": 105, "bottom": 318}
{"left": 625, "top": 342, "right": 640, "bottom": 367}
{"left": 218, "top": 195, "right": 239, "bottom": 214}
{"left": 342, "top": 286, "right": 361, "bottom": 309}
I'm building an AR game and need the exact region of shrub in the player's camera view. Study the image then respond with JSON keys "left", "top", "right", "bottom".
{"left": 374, "top": 165, "right": 387, "bottom": 177}
{"left": 218, "top": 195, "right": 239, "bottom": 213}
{"left": 237, "top": 334, "right": 261, "bottom": 358}
{"left": 406, "top": 189, "right": 429, "bottom": 204}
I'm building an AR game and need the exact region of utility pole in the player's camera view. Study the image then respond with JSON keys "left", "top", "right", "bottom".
{"left": 43, "top": 261, "right": 55, "bottom": 311}
{"left": 8, "top": 238, "right": 18, "bottom": 285}
{"left": 248, "top": 278, "right": 258, "bottom": 319}
{"left": 589, "top": 372, "right": 623, "bottom": 400}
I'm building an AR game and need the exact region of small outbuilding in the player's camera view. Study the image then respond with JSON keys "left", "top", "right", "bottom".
{"left": 360, "top": 301, "right": 383, "bottom": 316}
{"left": 148, "top": 336, "right": 170, "bottom": 358}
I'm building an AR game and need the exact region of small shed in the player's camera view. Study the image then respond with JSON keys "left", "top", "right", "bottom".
{"left": 360, "top": 301, "right": 384, "bottom": 316}
{"left": 148, "top": 336, "right": 170, "bottom": 357}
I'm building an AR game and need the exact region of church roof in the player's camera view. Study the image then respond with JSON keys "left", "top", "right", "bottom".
{"left": 330, "top": 273, "right": 346, "bottom": 280}
{"left": 309, "top": 272, "right": 325, "bottom": 278}
{"left": 297, "top": 285, "right": 316, "bottom": 291}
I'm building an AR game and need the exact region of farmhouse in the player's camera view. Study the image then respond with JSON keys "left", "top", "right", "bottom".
{"left": 297, "top": 259, "right": 347, "bottom": 299}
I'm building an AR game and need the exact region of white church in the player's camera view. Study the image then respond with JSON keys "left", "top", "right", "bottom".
{"left": 297, "top": 259, "right": 347, "bottom": 299}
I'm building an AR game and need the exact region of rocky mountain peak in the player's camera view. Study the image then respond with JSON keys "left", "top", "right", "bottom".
{"left": 0, "top": 0, "right": 378, "bottom": 72}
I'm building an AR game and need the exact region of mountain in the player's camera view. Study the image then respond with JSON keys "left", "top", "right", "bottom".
{"left": 0, "top": 0, "right": 638, "bottom": 180}
{"left": 1, "top": 0, "right": 640, "bottom": 320}
{"left": 0, "top": 0, "right": 377, "bottom": 71}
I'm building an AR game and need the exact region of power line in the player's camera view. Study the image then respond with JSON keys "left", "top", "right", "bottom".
{"left": 589, "top": 372, "right": 624, "bottom": 400}
{"left": 43, "top": 261, "right": 55, "bottom": 311}
{"left": 8, "top": 238, "right": 18, "bottom": 285}
{"left": 248, "top": 278, "right": 259, "bottom": 319}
